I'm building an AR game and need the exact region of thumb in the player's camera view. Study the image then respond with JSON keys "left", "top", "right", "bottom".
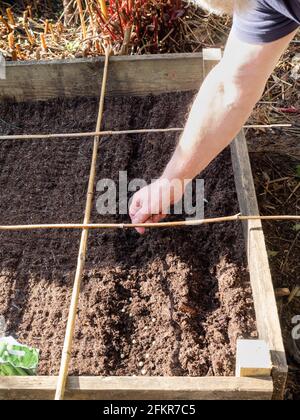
{"left": 129, "top": 193, "right": 142, "bottom": 218}
{"left": 130, "top": 204, "right": 151, "bottom": 235}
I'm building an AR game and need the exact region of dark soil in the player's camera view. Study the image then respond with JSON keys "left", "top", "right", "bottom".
{"left": 248, "top": 131, "right": 300, "bottom": 400}
{"left": 11, "top": 1, "right": 62, "bottom": 19}
{"left": 0, "top": 92, "right": 256, "bottom": 377}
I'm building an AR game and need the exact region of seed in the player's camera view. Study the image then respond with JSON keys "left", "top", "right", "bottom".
{"left": 152, "top": 340, "right": 156, "bottom": 346}
{"left": 152, "top": 317, "right": 156, "bottom": 323}
{"left": 121, "top": 353, "right": 125, "bottom": 359}
{"left": 132, "top": 339, "right": 136, "bottom": 344}
{"left": 121, "top": 308, "right": 125, "bottom": 313}
{"left": 129, "top": 297, "right": 133, "bottom": 302}
{"left": 145, "top": 353, "right": 150, "bottom": 359}
{"left": 141, "top": 369, "right": 147, "bottom": 375}
{"left": 129, "top": 313, "right": 133, "bottom": 317}
{"left": 138, "top": 361, "right": 144, "bottom": 367}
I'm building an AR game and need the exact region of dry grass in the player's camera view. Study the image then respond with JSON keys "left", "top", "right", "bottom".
{"left": 250, "top": 37, "right": 300, "bottom": 127}
{"left": 0, "top": 1, "right": 299, "bottom": 127}
{"left": 0, "top": 1, "right": 230, "bottom": 59}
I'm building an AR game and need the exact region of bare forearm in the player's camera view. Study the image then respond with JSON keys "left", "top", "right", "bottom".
{"left": 162, "top": 29, "right": 297, "bottom": 183}
{"left": 163, "top": 64, "right": 262, "bottom": 182}
{"left": 129, "top": 29, "right": 296, "bottom": 232}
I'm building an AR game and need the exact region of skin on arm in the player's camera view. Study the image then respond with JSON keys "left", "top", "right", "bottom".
{"left": 130, "top": 28, "right": 297, "bottom": 233}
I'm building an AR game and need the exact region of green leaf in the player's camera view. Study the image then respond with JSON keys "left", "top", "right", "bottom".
{"left": 0, "top": 339, "right": 39, "bottom": 376}
{"left": 66, "top": 41, "right": 80, "bottom": 53}
{"left": 293, "top": 223, "right": 300, "bottom": 232}
{"left": 267, "top": 250, "right": 278, "bottom": 258}
{"left": 296, "top": 165, "right": 300, "bottom": 178}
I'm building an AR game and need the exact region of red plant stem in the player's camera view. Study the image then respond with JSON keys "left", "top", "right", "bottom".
{"left": 115, "top": 0, "right": 125, "bottom": 37}
{"left": 277, "top": 107, "right": 300, "bottom": 114}
{"left": 96, "top": 10, "right": 120, "bottom": 41}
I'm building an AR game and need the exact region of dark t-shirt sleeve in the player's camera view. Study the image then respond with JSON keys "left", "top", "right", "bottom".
{"left": 232, "top": 1, "right": 299, "bottom": 44}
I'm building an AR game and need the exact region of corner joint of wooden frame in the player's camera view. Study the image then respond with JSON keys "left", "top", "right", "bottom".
{"left": 236, "top": 339, "right": 272, "bottom": 378}
{"left": 203, "top": 48, "right": 222, "bottom": 62}
{"left": 202, "top": 48, "right": 222, "bottom": 77}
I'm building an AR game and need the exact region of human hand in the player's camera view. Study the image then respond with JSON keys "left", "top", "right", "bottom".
{"left": 129, "top": 178, "right": 184, "bottom": 234}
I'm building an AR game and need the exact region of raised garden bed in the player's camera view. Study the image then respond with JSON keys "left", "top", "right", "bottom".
{"left": 0, "top": 51, "right": 287, "bottom": 400}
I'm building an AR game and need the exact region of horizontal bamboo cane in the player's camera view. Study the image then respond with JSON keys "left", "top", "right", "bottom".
{"left": 0, "top": 215, "right": 299, "bottom": 231}
{"left": 243, "top": 124, "right": 292, "bottom": 129}
{"left": 0, "top": 128, "right": 182, "bottom": 141}
{"left": 0, "top": 124, "right": 292, "bottom": 142}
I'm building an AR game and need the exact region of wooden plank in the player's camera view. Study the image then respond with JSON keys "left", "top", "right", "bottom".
{"left": 0, "top": 53, "right": 203, "bottom": 102}
{"left": 236, "top": 340, "right": 272, "bottom": 378}
{"left": 202, "top": 48, "right": 222, "bottom": 74}
{"left": 202, "top": 48, "right": 287, "bottom": 400}
{"left": 0, "top": 376, "right": 273, "bottom": 400}
{"left": 230, "top": 131, "right": 288, "bottom": 400}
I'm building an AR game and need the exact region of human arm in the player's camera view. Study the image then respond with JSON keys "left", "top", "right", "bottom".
{"left": 130, "top": 28, "right": 297, "bottom": 233}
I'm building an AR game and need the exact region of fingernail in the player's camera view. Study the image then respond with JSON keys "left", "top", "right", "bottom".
{"left": 136, "top": 228, "right": 145, "bottom": 235}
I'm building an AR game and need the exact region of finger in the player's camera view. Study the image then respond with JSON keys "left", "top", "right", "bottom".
{"left": 131, "top": 205, "right": 151, "bottom": 235}
{"left": 151, "top": 214, "right": 166, "bottom": 223}
{"left": 135, "top": 213, "right": 164, "bottom": 235}
{"left": 129, "top": 195, "right": 142, "bottom": 219}
{"left": 131, "top": 206, "right": 150, "bottom": 223}
{"left": 135, "top": 226, "right": 146, "bottom": 235}
{"left": 135, "top": 215, "right": 154, "bottom": 235}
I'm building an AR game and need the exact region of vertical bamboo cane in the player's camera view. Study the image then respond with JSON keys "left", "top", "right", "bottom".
{"left": 54, "top": 45, "right": 111, "bottom": 401}
{"left": 8, "top": 31, "right": 14, "bottom": 49}
{"left": 40, "top": 33, "right": 47, "bottom": 52}
{"left": 0, "top": 15, "right": 12, "bottom": 33}
{"left": 76, "top": 0, "right": 87, "bottom": 39}
{"left": 98, "top": 0, "right": 108, "bottom": 20}
{"left": 6, "top": 8, "right": 15, "bottom": 26}
{"left": 63, "top": 0, "right": 74, "bottom": 26}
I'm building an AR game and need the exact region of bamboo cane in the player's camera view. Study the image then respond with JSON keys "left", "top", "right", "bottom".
{"left": 54, "top": 45, "right": 111, "bottom": 401}
{"left": 76, "top": 0, "right": 87, "bottom": 40}
{"left": 243, "top": 124, "right": 292, "bottom": 129}
{"left": 63, "top": 0, "right": 74, "bottom": 26}
{"left": 27, "top": 5, "right": 33, "bottom": 19}
{"left": 0, "top": 128, "right": 182, "bottom": 141}
{"left": 44, "top": 19, "right": 49, "bottom": 35}
{"left": 0, "top": 124, "right": 293, "bottom": 142}
{"left": 6, "top": 8, "right": 15, "bottom": 26}
{"left": 0, "top": 215, "right": 299, "bottom": 232}
{"left": 22, "top": 10, "right": 28, "bottom": 24}
{"left": 24, "top": 23, "right": 35, "bottom": 45}
{"left": 0, "top": 15, "right": 12, "bottom": 33}
{"left": 49, "top": 23, "right": 58, "bottom": 43}
{"left": 98, "top": 0, "right": 108, "bottom": 20}
{"left": 40, "top": 33, "right": 47, "bottom": 51}
{"left": 8, "top": 31, "right": 14, "bottom": 50}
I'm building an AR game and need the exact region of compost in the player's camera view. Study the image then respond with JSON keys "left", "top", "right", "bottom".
{"left": 0, "top": 92, "right": 257, "bottom": 376}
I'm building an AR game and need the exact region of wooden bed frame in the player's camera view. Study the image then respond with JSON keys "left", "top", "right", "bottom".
{"left": 0, "top": 50, "right": 287, "bottom": 400}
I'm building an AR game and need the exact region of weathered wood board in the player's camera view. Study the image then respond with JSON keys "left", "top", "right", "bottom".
{"left": 231, "top": 131, "right": 288, "bottom": 400}
{"left": 0, "top": 376, "right": 273, "bottom": 400}
{"left": 0, "top": 54, "right": 203, "bottom": 102}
